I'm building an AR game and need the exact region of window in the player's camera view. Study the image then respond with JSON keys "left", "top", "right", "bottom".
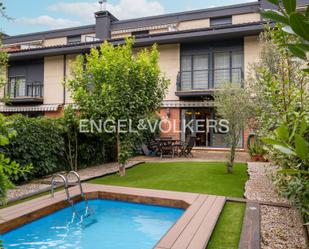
{"left": 193, "top": 55, "right": 209, "bottom": 89}
{"left": 8, "top": 76, "right": 26, "bottom": 97}
{"left": 131, "top": 30, "right": 149, "bottom": 37}
{"left": 85, "top": 36, "right": 100, "bottom": 42}
{"left": 67, "top": 35, "right": 81, "bottom": 44}
{"left": 210, "top": 16, "right": 232, "bottom": 27}
{"left": 213, "top": 51, "right": 243, "bottom": 88}
{"left": 180, "top": 50, "right": 243, "bottom": 90}
{"left": 214, "top": 52, "right": 230, "bottom": 88}
{"left": 180, "top": 55, "right": 209, "bottom": 90}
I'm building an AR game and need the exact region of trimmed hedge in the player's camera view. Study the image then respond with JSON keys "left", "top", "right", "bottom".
{"left": 3, "top": 115, "right": 116, "bottom": 182}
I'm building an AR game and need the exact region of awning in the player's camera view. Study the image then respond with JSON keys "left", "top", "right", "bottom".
{"left": 162, "top": 100, "right": 214, "bottom": 108}
{"left": 0, "top": 104, "right": 60, "bottom": 112}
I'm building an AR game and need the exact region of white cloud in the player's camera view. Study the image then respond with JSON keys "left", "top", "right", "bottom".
{"left": 48, "top": 0, "right": 165, "bottom": 21}
{"left": 16, "top": 16, "right": 81, "bottom": 28}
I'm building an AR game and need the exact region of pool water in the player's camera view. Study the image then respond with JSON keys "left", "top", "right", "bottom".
{"left": 1, "top": 199, "right": 184, "bottom": 249}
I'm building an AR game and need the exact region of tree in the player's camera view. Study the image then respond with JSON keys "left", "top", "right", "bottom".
{"left": 67, "top": 39, "right": 169, "bottom": 176}
{"left": 262, "top": 0, "right": 309, "bottom": 72}
{"left": 247, "top": 26, "right": 308, "bottom": 137}
{"left": 62, "top": 105, "right": 79, "bottom": 172}
{"left": 0, "top": 2, "right": 5, "bottom": 18}
{"left": 0, "top": 3, "right": 31, "bottom": 203}
{"left": 214, "top": 84, "right": 253, "bottom": 173}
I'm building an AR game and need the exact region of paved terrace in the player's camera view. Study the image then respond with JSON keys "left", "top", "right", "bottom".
{"left": 134, "top": 150, "right": 250, "bottom": 163}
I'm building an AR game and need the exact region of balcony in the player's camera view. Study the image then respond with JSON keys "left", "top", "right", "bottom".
{"left": 6, "top": 82, "right": 44, "bottom": 104}
{"left": 176, "top": 67, "right": 243, "bottom": 98}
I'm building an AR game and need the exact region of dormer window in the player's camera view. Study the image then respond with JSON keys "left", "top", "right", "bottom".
{"left": 210, "top": 16, "right": 232, "bottom": 27}
{"left": 67, "top": 35, "right": 81, "bottom": 44}
{"left": 131, "top": 30, "right": 149, "bottom": 38}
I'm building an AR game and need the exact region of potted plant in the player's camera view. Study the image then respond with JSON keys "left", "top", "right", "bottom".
{"left": 248, "top": 139, "right": 266, "bottom": 162}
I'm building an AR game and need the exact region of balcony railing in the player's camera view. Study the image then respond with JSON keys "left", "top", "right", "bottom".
{"left": 176, "top": 67, "right": 244, "bottom": 92}
{"left": 6, "top": 82, "right": 44, "bottom": 104}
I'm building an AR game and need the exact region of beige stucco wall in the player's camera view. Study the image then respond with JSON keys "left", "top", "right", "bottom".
{"left": 111, "top": 32, "right": 131, "bottom": 39}
{"left": 178, "top": 18, "right": 209, "bottom": 30}
{"left": 64, "top": 54, "right": 78, "bottom": 104}
{"left": 44, "top": 55, "right": 64, "bottom": 104}
{"left": 158, "top": 44, "right": 180, "bottom": 101}
{"left": 244, "top": 36, "right": 261, "bottom": 81}
{"left": 232, "top": 13, "right": 260, "bottom": 25}
{"left": 149, "top": 28, "right": 169, "bottom": 34}
{"left": 44, "top": 37, "right": 67, "bottom": 46}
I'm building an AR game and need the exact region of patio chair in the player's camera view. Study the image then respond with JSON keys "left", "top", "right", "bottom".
{"left": 159, "top": 140, "right": 174, "bottom": 158}
{"left": 178, "top": 136, "right": 196, "bottom": 157}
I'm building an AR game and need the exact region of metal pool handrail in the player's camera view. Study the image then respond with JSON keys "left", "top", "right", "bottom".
{"left": 66, "top": 171, "right": 85, "bottom": 199}
{"left": 50, "top": 174, "right": 71, "bottom": 201}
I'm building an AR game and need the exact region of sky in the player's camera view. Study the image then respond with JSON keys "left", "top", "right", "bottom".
{"left": 1, "top": 0, "right": 256, "bottom": 36}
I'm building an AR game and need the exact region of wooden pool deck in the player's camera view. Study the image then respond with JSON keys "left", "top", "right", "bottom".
{"left": 0, "top": 184, "right": 226, "bottom": 249}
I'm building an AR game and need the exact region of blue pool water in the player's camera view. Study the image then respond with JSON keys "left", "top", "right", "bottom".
{"left": 1, "top": 199, "right": 184, "bottom": 249}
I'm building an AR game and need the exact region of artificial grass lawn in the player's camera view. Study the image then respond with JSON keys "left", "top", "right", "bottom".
{"left": 207, "top": 202, "right": 246, "bottom": 249}
{"left": 90, "top": 162, "right": 248, "bottom": 198}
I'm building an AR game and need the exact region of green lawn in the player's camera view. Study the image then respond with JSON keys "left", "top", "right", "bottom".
{"left": 207, "top": 202, "right": 246, "bottom": 249}
{"left": 90, "top": 162, "right": 248, "bottom": 198}
{"left": 90, "top": 161, "right": 247, "bottom": 249}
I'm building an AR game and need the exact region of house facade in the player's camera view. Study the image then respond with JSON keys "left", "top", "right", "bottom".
{"left": 1, "top": 0, "right": 307, "bottom": 149}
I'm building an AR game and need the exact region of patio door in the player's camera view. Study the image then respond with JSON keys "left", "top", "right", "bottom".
{"left": 181, "top": 108, "right": 211, "bottom": 147}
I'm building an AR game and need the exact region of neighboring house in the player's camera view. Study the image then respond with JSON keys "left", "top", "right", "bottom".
{"left": 1, "top": 0, "right": 307, "bottom": 149}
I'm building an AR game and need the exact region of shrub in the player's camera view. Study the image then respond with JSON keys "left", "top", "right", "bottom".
{"left": 1, "top": 114, "right": 117, "bottom": 182}
{"left": 3, "top": 115, "right": 65, "bottom": 181}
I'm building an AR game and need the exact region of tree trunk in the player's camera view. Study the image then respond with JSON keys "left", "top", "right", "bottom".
{"left": 119, "top": 164, "right": 126, "bottom": 177}
{"left": 116, "top": 128, "right": 126, "bottom": 176}
{"left": 68, "top": 138, "right": 73, "bottom": 171}
{"left": 227, "top": 134, "right": 237, "bottom": 174}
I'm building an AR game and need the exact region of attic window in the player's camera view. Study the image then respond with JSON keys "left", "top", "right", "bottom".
{"left": 67, "top": 35, "right": 81, "bottom": 44}
{"left": 210, "top": 16, "right": 232, "bottom": 27}
{"left": 131, "top": 30, "right": 149, "bottom": 37}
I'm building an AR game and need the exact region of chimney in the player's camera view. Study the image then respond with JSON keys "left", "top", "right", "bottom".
{"left": 95, "top": 11, "right": 112, "bottom": 40}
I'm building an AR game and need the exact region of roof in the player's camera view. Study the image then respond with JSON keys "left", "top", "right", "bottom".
{"left": 8, "top": 21, "right": 264, "bottom": 60}
{"left": 3, "top": 1, "right": 260, "bottom": 45}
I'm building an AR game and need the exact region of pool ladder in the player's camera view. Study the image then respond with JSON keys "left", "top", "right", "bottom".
{"left": 50, "top": 171, "right": 89, "bottom": 214}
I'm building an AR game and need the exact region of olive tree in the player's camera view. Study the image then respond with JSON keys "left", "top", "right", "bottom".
{"left": 67, "top": 39, "right": 169, "bottom": 176}
{"left": 214, "top": 84, "right": 253, "bottom": 173}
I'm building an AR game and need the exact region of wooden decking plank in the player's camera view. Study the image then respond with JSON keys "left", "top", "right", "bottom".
{"left": 187, "top": 196, "right": 226, "bottom": 249}
{"left": 86, "top": 184, "right": 198, "bottom": 204}
{"left": 171, "top": 195, "right": 217, "bottom": 249}
{"left": 238, "top": 202, "right": 260, "bottom": 249}
{"left": 0, "top": 187, "right": 83, "bottom": 220}
{"left": 156, "top": 195, "right": 207, "bottom": 249}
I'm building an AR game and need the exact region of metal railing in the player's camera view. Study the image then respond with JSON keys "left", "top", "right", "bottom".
{"left": 176, "top": 67, "right": 243, "bottom": 91}
{"left": 6, "top": 81, "right": 43, "bottom": 98}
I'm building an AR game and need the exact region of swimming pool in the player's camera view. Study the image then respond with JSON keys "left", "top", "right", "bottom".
{"left": 1, "top": 199, "right": 184, "bottom": 249}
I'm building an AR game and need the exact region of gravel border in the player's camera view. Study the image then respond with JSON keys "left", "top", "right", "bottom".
{"left": 245, "top": 162, "right": 306, "bottom": 249}
{"left": 6, "top": 160, "right": 143, "bottom": 204}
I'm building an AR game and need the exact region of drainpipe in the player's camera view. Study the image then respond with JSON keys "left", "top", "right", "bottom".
{"left": 63, "top": 54, "right": 66, "bottom": 106}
